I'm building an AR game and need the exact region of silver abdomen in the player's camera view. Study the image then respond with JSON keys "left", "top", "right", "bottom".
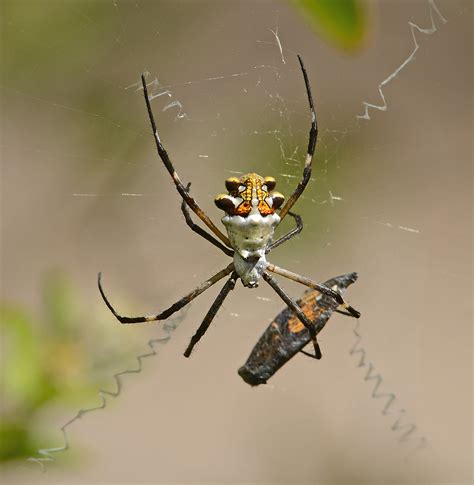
{"left": 222, "top": 210, "right": 280, "bottom": 287}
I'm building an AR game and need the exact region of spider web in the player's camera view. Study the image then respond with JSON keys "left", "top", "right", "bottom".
{"left": 1, "top": 0, "right": 471, "bottom": 483}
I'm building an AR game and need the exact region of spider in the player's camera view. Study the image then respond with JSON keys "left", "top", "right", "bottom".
{"left": 98, "top": 55, "right": 360, "bottom": 359}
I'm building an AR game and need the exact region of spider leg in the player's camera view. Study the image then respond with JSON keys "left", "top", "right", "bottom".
{"left": 141, "top": 75, "right": 230, "bottom": 247}
{"left": 335, "top": 309, "right": 354, "bottom": 317}
{"left": 300, "top": 348, "right": 320, "bottom": 359}
{"left": 266, "top": 263, "right": 361, "bottom": 318}
{"left": 267, "top": 211, "right": 303, "bottom": 253}
{"left": 279, "top": 55, "right": 318, "bottom": 221}
{"left": 184, "top": 272, "right": 238, "bottom": 357}
{"left": 98, "top": 263, "right": 234, "bottom": 324}
{"left": 181, "top": 183, "right": 234, "bottom": 257}
{"left": 262, "top": 272, "right": 322, "bottom": 360}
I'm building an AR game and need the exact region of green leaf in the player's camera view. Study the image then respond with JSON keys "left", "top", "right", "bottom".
{"left": 0, "top": 307, "right": 49, "bottom": 410}
{"left": 294, "top": 0, "right": 368, "bottom": 51}
{"left": 0, "top": 275, "right": 145, "bottom": 464}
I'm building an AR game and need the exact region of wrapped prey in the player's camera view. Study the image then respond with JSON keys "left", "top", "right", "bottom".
{"left": 238, "top": 272, "right": 359, "bottom": 386}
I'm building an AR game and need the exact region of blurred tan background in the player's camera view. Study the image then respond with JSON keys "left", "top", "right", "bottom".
{"left": 1, "top": 0, "right": 472, "bottom": 483}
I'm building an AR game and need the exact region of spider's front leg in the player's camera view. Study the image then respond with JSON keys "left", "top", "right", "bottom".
{"left": 141, "top": 75, "right": 231, "bottom": 247}
{"left": 278, "top": 55, "right": 318, "bottom": 221}
{"left": 181, "top": 183, "right": 234, "bottom": 257}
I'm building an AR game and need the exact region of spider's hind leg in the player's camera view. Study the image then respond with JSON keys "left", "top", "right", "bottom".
{"left": 184, "top": 272, "right": 238, "bottom": 357}
{"left": 266, "top": 263, "right": 360, "bottom": 318}
{"left": 262, "top": 272, "right": 322, "bottom": 361}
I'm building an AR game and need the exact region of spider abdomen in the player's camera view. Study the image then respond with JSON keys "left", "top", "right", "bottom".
{"left": 222, "top": 211, "right": 280, "bottom": 287}
{"left": 222, "top": 212, "right": 280, "bottom": 259}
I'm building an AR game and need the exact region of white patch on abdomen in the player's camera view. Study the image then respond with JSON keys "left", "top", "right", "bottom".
{"left": 222, "top": 211, "right": 280, "bottom": 260}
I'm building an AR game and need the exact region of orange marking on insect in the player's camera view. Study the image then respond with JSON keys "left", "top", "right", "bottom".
{"left": 271, "top": 332, "right": 282, "bottom": 344}
{"left": 286, "top": 290, "right": 323, "bottom": 333}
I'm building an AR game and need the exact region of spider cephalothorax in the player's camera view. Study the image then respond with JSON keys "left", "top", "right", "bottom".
{"left": 214, "top": 173, "right": 285, "bottom": 217}
{"left": 98, "top": 55, "right": 360, "bottom": 361}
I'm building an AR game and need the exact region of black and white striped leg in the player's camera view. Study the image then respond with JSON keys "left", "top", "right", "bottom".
{"left": 141, "top": 75, "right": 230, "bottom": 247}
{"left": 279, "top": 55, "right": 318, "bottom": 221}
{"left": 98, "top": 263, "right": 234, "bottom": 324}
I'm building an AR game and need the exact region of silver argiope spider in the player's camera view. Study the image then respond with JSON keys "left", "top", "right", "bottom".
{"left": 98, "top": 55, "right": 360, "bottom": 359}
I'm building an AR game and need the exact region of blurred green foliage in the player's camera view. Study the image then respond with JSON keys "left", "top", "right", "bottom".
{"left": 0, "top": 274, "right": 138, "bottom": 465}
{"left": 294, "top": 0, "right": 369, "bottom": 51}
